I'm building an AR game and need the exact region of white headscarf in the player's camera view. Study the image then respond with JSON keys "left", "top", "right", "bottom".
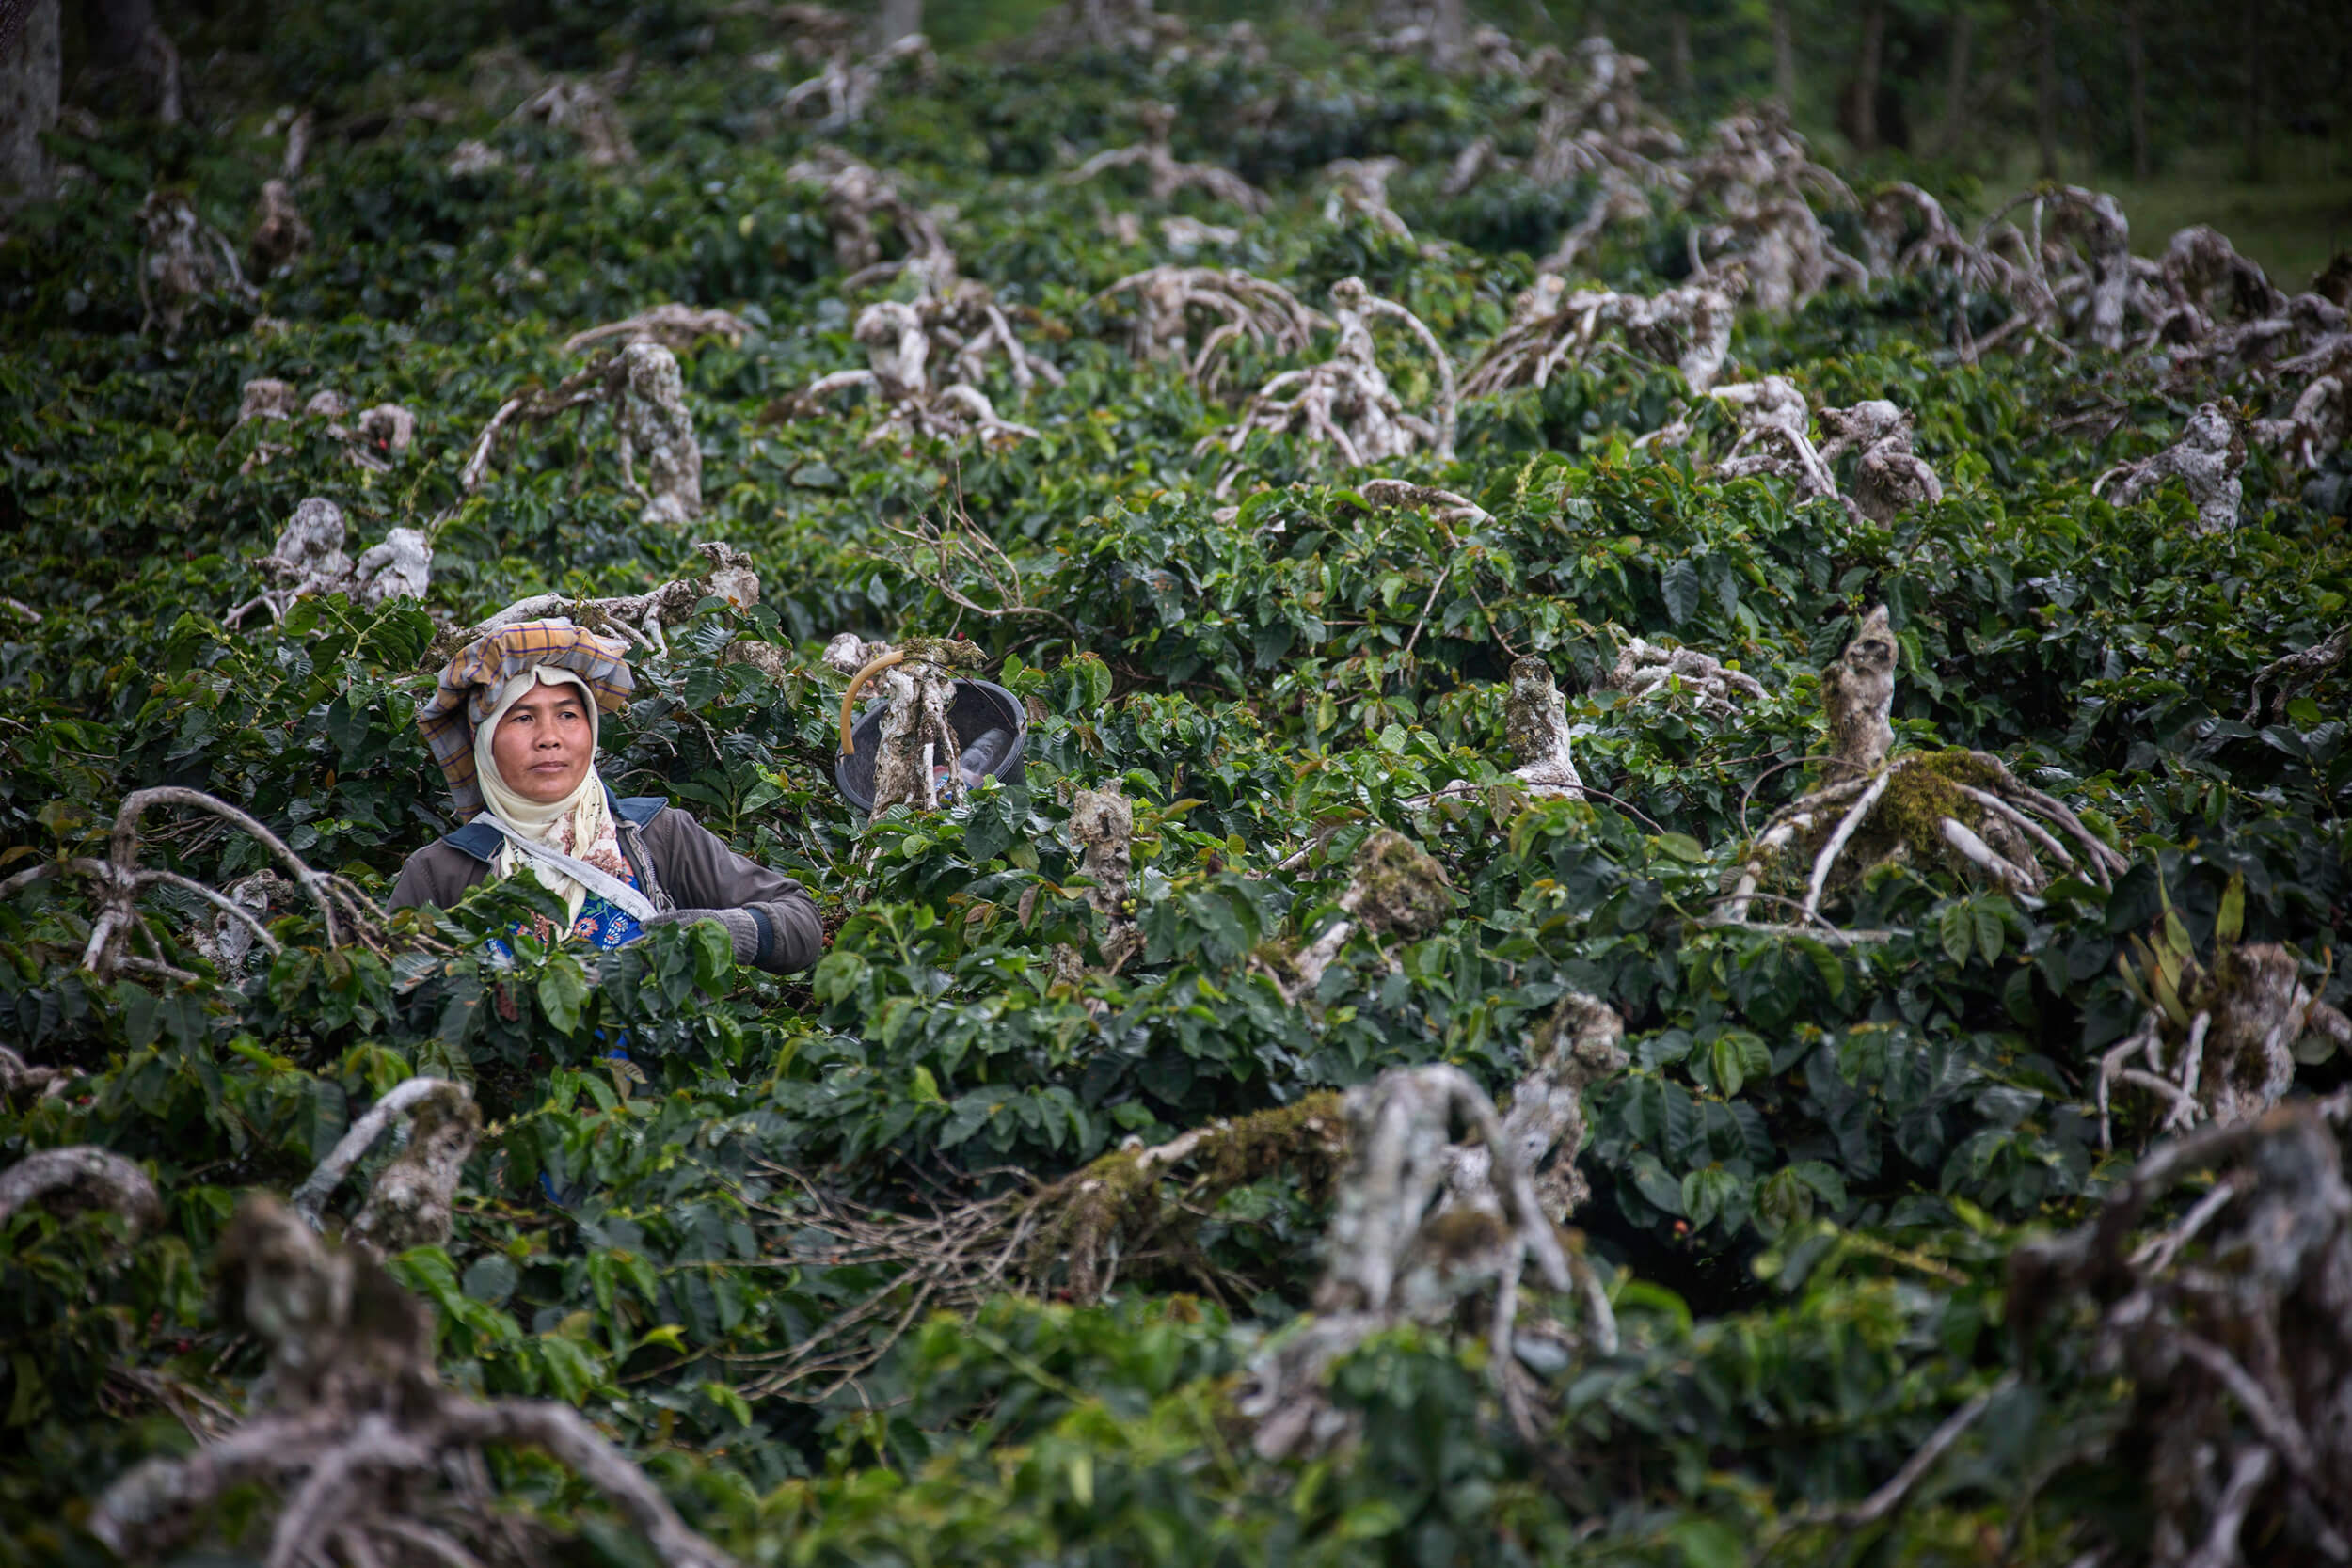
{"left": 472, "top": 666, "right": 614, "bottom": 923}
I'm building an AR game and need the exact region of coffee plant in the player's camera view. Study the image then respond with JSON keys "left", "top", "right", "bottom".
{"left": 3, "top": 5, "right": 2350, "bottom": 1566}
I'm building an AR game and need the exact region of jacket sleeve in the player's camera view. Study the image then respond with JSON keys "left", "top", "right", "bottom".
{"left": 645, "top": 810, "right": 826, "bottom": 975}
{"left": 388, "top": 844, "right": 460, "bottom": 912}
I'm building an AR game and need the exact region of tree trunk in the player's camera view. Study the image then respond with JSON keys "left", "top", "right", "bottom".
{"left": 2033, "top": 0, "right": 2058, "bottom": 179}
{"left": 1771, "top": 0, "right": 1796, "bottom": 105}
{"left": 1668, "top": 8, "right": 1692, "bottom": 101}
{"left": 0, "top": 0, "right": 59, "bottom": 205}
{"left": 1938, "top": 1, "right": 1973, "bottom": 158}
{"left": 2242, "top": 0, "right": 2265, "bottom": 181}
{"left": 874, "top": 0, "right": 922, "bottom": 47}
{"left": 1851, "top": 0, "right": 1886, "bottom": 153}
{"left": 2124, "top": 0, "right": 2149, "bottom": 180}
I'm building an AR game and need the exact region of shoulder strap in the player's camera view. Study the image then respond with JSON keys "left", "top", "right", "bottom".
{"left": 613, "top": 794, "right": 668, "bottom": 827}
{"left": 470, "top": 815, "right": 659, "bottom": 923}
{"left": 442, "top": 819, "right": 507, "bottom": 863}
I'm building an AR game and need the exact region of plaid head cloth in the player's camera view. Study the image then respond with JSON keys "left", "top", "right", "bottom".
{"left": 417, "top": 619, "right": 635, "bottom": 817}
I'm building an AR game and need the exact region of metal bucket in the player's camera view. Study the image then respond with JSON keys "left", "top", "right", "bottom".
{"left": 834, "top": 677, "right": 1028, "bottom": 815}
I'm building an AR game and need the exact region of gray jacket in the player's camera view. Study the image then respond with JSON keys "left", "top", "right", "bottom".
{"left": 388, "top": 787, "right": 824, "bottom": 974}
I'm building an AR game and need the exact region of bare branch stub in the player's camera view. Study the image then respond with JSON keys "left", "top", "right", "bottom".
{"left": 1288, "top": 829, "right": 1453, "bottom": 993}
{"left": 1091, "top": 265, "right": 1327, "bottom": 394}
{"left": 778, "top": 31, "right": 933, "bottom": 131}
{"left": 787, "top": 298, "right": 1042, "bottom": 451}
{"left": 1463, "top": 269, "right": 1745, "bottom": 398}
{"left": 460, "top": 540, "right": 758, "bottom": 657}
{"left": 511, "top": 76, "right": 636, "bottom": 165}
{"left": 2098, "top": 941, "right": 2350, "bottom": 1150}
{"left": 1606, "top": 636, "right": 1766, "bottom": 718}
{"left": 1321, "top": 156, "right": 1412, "bottom": 240}
{"left": 1684, "top": 106, "right": 1866, "bottom": 317}
{"left": 853, "top": 637, "right": 988, "bottom": 816}
{"left": 2009, "top": 1102, "right": 2352, "bottom": 1564}
{"left": 615, "top": 341, "right": 704, "bottom": 525}
{"left": 2244, "top": 623, "right": 2350, "bottom": 725}
{"left": 293, "top": 1077, "right": 481, "bottom": 1253}
{"left": 137, "top": 189, "right": 255, "bottom": 339}
{"left": 0, "top": 1146, "right": 161, "bottom": 1234}
{"left": 1818, "top": 400, "right": 1944, "bottom": 523}
{"left": 1240, "top": 992, "right": 1623, "bottom": 1459}
{"left": 1717, "top": 610, "right": 2128, "bottom": 931}
{"left": 822, "top": 632, "right": 896, "bottom": 676}
{"left": 1200, "top": 277, "right": 1454, "bottom": 492}
{"left": 785, "top": 145, "right": 950, "bottom": 281}
{"left": 23, "top": 785, "right": 397, "bottom": 984}
{"left": 1063, "top": 103, "right": 1269, "bottom": 216}
{"left": 1821, "top": 605, "right": 1897, "bottom": 785}
{"left": 248, "top": 178, "right": 311, "bottom": 273}
{"left": 1706, "top": 383, "right": 1943, "bottom": 524}
{"left": 2096, "top": 401, "right": 2246, "bottom": 536}
{"left": 0, "top": 1044, "right": 72, "bottom": 1104}
{"left": 1068, "top": 784, "right": 1140, "bottom": 971}
{"left": 1502, "top": 656, "right": 1585, "bottom": 799}
{"left": 90, "top": 1196, "right": 739, "bottom": 1568}
{"left": 562, "top": 304, "right": 753, "bottom": 356}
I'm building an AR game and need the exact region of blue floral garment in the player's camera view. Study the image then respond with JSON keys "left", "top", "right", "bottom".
{"left": 487, "top": 857, "right": 644, "bottom": 966}
{"left": 569, "top": 877, "right": 645, "bottom": 952}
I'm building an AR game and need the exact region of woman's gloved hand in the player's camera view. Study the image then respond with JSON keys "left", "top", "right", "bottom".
{"left": 644, "top": 907, "right": 761, "bottom": 964}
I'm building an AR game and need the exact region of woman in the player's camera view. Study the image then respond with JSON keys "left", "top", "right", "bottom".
{"left": 389, "top": 619, "right": 822, "bottom": 975}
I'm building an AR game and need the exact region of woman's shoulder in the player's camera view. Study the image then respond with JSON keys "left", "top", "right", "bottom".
{"left": 389, "top": 829, "right": 496, "bottom": 909}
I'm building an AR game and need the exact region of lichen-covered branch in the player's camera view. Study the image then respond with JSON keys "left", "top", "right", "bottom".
{"left": 2009, "top": 1101, "right": 2352, "bottom": 1563}
{"left": 1064, "top": 103, "right": 1269, "bottom": 215}
{"left": 0, "top": 1146, "right": 161, "bottom": 1233}
{"left": 1240, "top": 995, "right": 1624, "bottom": 1457}
{"left": 1463, "top": 270, "right": 1744, "bottom": 397}
{"left": 1718, "top": 608, "right": 2127, "bottom": 932}
{"left": 1606, "top": 636, "right": 1766, "bottom": 717}
{"left": 1200, "top": 277, "right": 1454, "bottom": 490}
{"left": 89, "top": 1196, "right": 738, "bottom": 1568}
{"left": 562, "top": 304, "right": 752, "bottom": 356}
{"left": 460, "top": 540, "right": 759, "bottom": 657}
{"left": 1092, "top": 266, "right": 1327, "bottom": 393}
{"left": 842, "top": 637, "right": 989, "bottom": 816}
{"left": 2096, "top": 401, "right": 2245, "bottom": 535}
{"left": 225, "top": 497, "right": 433, "bottom": 626}
{"left": 2243, "top": 624, "right": 2350, "bottom": 724}
{"left": 2098, "top": 942, "right": 2349, "bottom": 1150}
{"left": 1287, "top": 829, "right": 1453, "bottom": 993}
{"left": 788, "top": 298, "right": 1044, "bottom": 450}
{"left": 292, "top": 1077, "right": 480, "bottom": 1251}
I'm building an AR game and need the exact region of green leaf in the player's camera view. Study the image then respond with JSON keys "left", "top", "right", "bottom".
{"left": 1653, "top": 831, "right": 1708, "bottom": 864}
{"left": 911, "top": 1063, "right": 946, "bottom": 1106}
{"left": 1709, "top": 1033, "right": 1768, "bottom": 1098}
{"left": 1794, "top": 936, "right": 1844, "bottom": 1000}
{"left": 1661, "top": 559, "right": 1701, "bottom": 626}
{"left": 1629, "top": 1151, "right": 1685, "bottom": 1215}
{"left": 1939, "top": 902, "right": 1972, "bottom": 966}
{"left": 1673, "top": 1517, "right": 1745, "bottom": 1568}
{"left": 1971, "top": 902, "right": 2006, "bottom": 965}
{"left": 2164, "top": 909, "right": 2195, "bottom": 960}
{"left": 701, "top": 1380, "right": 754, "bottom": 1428}
{"left": 537, "top": 953, "right": 590, "bottom": 1035}
{"left": 2216, "top": 871, "right": 2246, "bottom": 946}
{"left": 462, "top": 1254, "right": 521, "bottom": 1305}
{"left": 1680, "top": 1167, "right": 1740, "bottom": 1230}
{"left": 1754, "top": 1167, "right": 1812, "bottom": 1238}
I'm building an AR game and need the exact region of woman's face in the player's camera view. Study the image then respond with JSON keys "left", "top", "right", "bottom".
{"left": 491, "top": 681, "right": 595, "bottom": 804}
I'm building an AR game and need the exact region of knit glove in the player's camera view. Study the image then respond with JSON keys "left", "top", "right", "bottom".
{"left": 645, "top": 907, "right": 762, "bottom": 965}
